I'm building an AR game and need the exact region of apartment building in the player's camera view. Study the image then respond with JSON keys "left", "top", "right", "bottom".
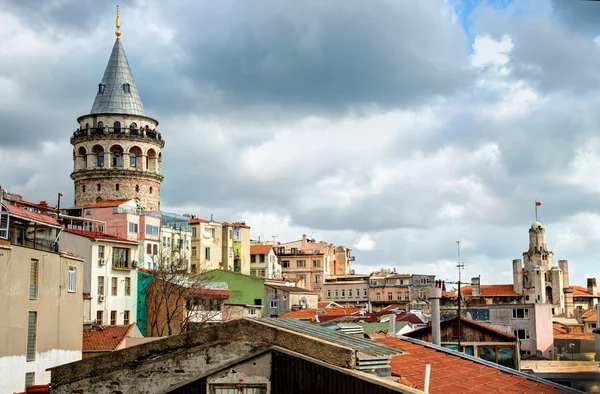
{"left": 60, "top": 229, "right": 139, "bottom": 327}
{"left": 156, "top": 211, "right": 191, "bottom": 271}
{"left": 189, "top": 217, "right": 223, "bottom": 273}
{"left": 368, "top": 272, "right": 436, "bottom": 311}
{"left": 322, "top": 274, "right": 370, "bottom": 307}
{"left": 0, "top": 203, "right": 83, "bottom": 392}
{"left": 221, "top": 222, "right": 251, "bottom": 275}
{"left": 250, "top": 244, "right": 281, "bottom": 279}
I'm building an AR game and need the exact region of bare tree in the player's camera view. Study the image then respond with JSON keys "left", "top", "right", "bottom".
{"left": 143, "top": 251, "right": 228, "bottom": 337}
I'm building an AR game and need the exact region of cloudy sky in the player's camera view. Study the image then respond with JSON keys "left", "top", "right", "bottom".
{"left": 3, "top": 0, "right": 600, "bottom": 286}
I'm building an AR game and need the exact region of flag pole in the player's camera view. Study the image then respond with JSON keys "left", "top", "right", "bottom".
{"left": 535, "top": 199, "right": 538, "bottom": 222}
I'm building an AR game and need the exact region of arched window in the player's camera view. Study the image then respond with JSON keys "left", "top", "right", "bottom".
{"left": 97, "top": 184, "right": 101, "bottom": 191}
{"left": 85, "top": 123, "right": 89, "bottom": 129}
{"left": 112, "top": 152, "right": 121, "bottom": 167}
{"left": 97, "top": 121, "right": 104, "bottom": 130}
{"left": 150, "top": 187, "right": 153, "bottom": 194}
{"left": 97, "top": 151, "right": 104, "bottom": 167}
{"left": 82, "top": 185, "right": 86, "bottom": 193}
{"left": 130, "top": 123, "right": 137, "bottom": 129}
{"left": 135, "top": 185, "right": 139, "bottom": 192}
{"left": 130, "top": 153, "right": 136, "bottom": 168}
{"left": 114, "top": 121, "right": 121, "bottom": 133}
{"left": 115, "top": 184, "right": 120, "bottom": 191}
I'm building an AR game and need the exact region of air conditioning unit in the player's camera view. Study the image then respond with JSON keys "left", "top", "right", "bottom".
{"left": 98, "top": 295, "right": 105, "bottom": 302}
{"left": 98, "top": 259, "right": 106, "bottom": 266}
{"left": 132, "top": 261, "right": 139, "bottom": 269}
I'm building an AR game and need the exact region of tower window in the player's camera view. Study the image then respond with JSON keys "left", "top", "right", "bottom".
{"left": 114, "top": 121, "right": 121, "bottom": 133}
{"left": 115, "top": 184, "right": 120, "bottom": 191}
{"left": 97, "top": 121, "right": 104, "bottom": 130}
{"left": 98, "top": 84, "right": 105, "bottom": 94}
{"left": 112, "top": 152, "right": 121, "bottom": 167}
{"left": 130, "top": 122, "right": 137, "bottom": 130}
{"left": 82, "top": 185, "right": 86, "bottom": 193}
{"left": 123, "top": 83, "right": 131, "bottom": 93}
{"left": 150, "top": 187, "right": 153, "bottom": 194}
{"left": 135, "top": 185, "right": 139, "bottom": 192}
{"left": 97, "top": 151, "right": 104, "bottom": 167}
{"left": 130, "top": 153, "right": 136, "bottom": 168}
{"left": 97, "top": 184, "right": 101, "bottom": 191}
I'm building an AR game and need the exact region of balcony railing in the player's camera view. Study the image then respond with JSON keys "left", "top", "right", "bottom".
{"left": 72, "top": 127, "right": 163, "bottom": 142}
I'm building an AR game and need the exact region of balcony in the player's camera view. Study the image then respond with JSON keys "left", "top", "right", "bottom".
{"left": 71, "top": 127, "right": 164, "bottom": 145}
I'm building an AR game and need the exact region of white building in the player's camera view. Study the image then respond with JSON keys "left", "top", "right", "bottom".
{"left": 60, "top": 229, "right": 139, "bottom": 326}
{"left": 250, "top": 244, "right": 282, "bottom": 279}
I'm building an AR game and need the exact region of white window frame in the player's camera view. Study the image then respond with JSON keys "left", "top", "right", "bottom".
{"left": 0, "top": 206, "right": 9, "bottom": 239}
{"left": 248, "top": 306, "right": 256, "bottom": 316}
{"left": 270, "top": 300, "right": 277, "bottom": 308}
{"left": 67, "top": 267, "right": 76, "bottom": 293}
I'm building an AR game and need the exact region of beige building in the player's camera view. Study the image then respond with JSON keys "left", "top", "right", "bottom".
{"left": 277, "top": 235, "right": 353, "bottom": 294}
{"left": 221, "top": 222, "right": 251, "bottom": 275}
{"left": 189, "top": 217, "right": 223, "bottom": 273}
{"left": 70, "top": 27, "right": 164, "bottom": 211}
{"left": 250, "top": 244, "right": 282, "bottom": 279}
{"left": 323, "top": 274, "right": 370, "bottom": 307}
{"left": 0, "top": 203, "right": 83, "bottom": 392}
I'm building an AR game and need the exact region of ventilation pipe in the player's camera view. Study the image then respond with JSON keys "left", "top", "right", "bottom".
{"left": 429, "top": 285, "right": 443, "bottom": 346}
{"left": 389, "top": 313, "right": 396, "bottom": 336}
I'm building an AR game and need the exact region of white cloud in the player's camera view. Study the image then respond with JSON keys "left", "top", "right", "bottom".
{"left": 471, "top": 34, "right": 513, "bottom": 68}
{"left": 353, "top": 234, "right": 376, "bottom": 251}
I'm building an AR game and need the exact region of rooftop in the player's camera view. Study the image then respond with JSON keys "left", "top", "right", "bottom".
{"left": 63, "top": 229, "right": 137, "bottom": 244}
{"left": 404, "top": 316, "right": 517, "bottom": 341}
{"left": 83, "top": 324, "right": 136, "bottom": 352}
{"left": 4, "top": 203, "right": 60, "bottom": 228}
{"left": 80, "top": 198, "right": 133, "bottom": 209}
{"left": 461, "top": 284, "right": 522, "bottom": 297}
{"left": 265, "top": 283, "right": 318, "bottom": 294}
{"left": 571, "top": 285, "right": 600, "bottom": 297}
{"left": 376, "top": 336, "right": 569, "bottom": 393}
{"left": 90, "top": 38, "right": 146, "bottom": 116}
{"left": 251, "top": 244, "right": 273, "bottom": 255}
{"left": 280, "top": 306, "right": 361, "bottom": 320}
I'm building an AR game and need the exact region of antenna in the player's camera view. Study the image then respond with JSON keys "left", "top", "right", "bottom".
{"left": 272, "top": 235, "right": 279, "bottom": 244}
{"left": 115, "top": 5, "right": 121, "bottom": 37}
{"left": 456, "top": 241, "right": 464, "bottom": 283}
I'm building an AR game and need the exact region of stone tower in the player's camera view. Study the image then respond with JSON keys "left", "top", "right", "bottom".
{"left": 513, "top": 220, "right": 568, "bottom": 315}
{"left": 70, "top": 13, "right": 164, "bottom": 210}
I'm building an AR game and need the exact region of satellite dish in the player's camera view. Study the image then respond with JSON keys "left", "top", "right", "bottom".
{"left": 300, "top": 297, "right": 308, "bottom": 309}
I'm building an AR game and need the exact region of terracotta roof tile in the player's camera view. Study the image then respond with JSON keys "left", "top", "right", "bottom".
{"left": 83, "top": 324, "right": 135, "bottom": 352}
{"left": 251, "top": 245, "right": 273, "bottom": 255}
{"left": 582, "top": 308, "right": 597, "bottom": 322}
{"left": 570, "top": 285, "right": 600, "bottom": 297}
{"left": 221, "top": 221, "right": 250, "bottom": 228}
{"left": 404, "top": 316, "right": 516, "bottom": 340}
{"left": 376, "top": 337, "right": 565, "bottom": 393}
{"left": 189, "top": 217, "right": 209, "bottom": 224}
{"left": 280, "top": 306, "right": 360, "bottom": 319}
{"left": 461, "top": 284, "right": 521, "bottom": 297}
{"left": 4, "top": 204, "right": 60, "bottom": 227}
{"left": 64, "top": 229, "right": 137, "bottom": 244}
{"left": 187, "top": 288, "right": 230, "bottom": 300}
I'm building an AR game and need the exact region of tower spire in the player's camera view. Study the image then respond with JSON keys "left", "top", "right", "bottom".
{"left": 115, "top": 5, "right": 121, "bottom": 37}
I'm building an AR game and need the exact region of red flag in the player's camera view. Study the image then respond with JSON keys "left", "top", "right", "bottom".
{"left": 536, "top": 201, "right": 541, "bottom": 206}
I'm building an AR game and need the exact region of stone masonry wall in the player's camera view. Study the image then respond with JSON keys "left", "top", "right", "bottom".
{"left": 74, "top": 175, "right": 160, "bottom": 210}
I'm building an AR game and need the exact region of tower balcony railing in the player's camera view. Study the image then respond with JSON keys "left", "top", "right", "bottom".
{"left": 71, "top": 127, "right": 163, "bottom": 143}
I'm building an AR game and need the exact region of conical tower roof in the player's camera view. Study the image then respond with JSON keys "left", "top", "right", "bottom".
{"left": 90, "top": 37, "right": 146, "bottom": 116}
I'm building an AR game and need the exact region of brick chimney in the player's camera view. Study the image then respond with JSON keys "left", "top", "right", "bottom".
{"left": 564, "top": 287, "right": 574, "bottom": 318}
{"left": 471, "top": 277, "right": 481, "bottom": 297}
{"left": 39, "top": 200, "right": 48, "bottom": 207}
{"left": 588, "top": 278, "right": 598, "bottom": 295}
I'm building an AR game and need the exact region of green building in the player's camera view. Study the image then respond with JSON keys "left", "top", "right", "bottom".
{"left": 196, "top": 270, "right": 265, "bottom": 318}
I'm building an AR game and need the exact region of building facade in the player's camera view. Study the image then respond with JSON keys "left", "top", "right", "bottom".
{"left": 189, "top": 217, "right": 223, "bottom": 273}
{"left": 323, "top": 274, "right": 370, "bottom": 307}
{"left": 264, "top": 283, "right": 319, "bottom": 318}
{"left": 221, "top": 222, "right": 251, "bottom": 275}
{"left": 156, "top": 212, "right": 192, "bottom": 271}
{"left": 60, "top": 229, "right": 139, "bottom": 327}
{"left": 368, "top": 272, "right": 435, "bottom": 311}
{"left": 250, "top": 244, "right": 281, "bottom": 279}
{"left": 69, "top": 29, "right": 164, "bottom": 211}
{"left": 0, "top": 204, "right": 84, "bottom": 392}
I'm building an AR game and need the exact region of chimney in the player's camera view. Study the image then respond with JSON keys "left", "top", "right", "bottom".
{"left": 429, "top": 286, "right": 442, "bottom": 346}
{"left": 588, "top": 278, "right": 597, "bottom": 296}
{"left": 576, "top": 306, "right": 584, "bottom": 322}
{"left": 564, "top": 287, "right": 574, "bottom": 318}
{"left": 39, "top": 200, "right": 48, "bottom": 207}
{"left": 388, "top": 313, "right": 396, "bottom": 336}
{"left": 471, "top": 277, "right": 481, "bottom": 297}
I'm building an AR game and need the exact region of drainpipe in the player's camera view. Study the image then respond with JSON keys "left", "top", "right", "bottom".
{"left": 429, "top": 286, "right": 442, "bottom": 346}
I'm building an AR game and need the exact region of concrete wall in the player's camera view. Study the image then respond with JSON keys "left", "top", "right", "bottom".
{"left": 0, "top": 245, "right": 83, "bottom": 393}
{"left": 190, "top": 221, "right": 223, "bottom": 273}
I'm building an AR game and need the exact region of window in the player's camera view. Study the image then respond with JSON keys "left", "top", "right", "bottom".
{"left": 111, "top": 277, "right": 118, "bottom": 296}
{"left": 98, "top": 276, "right": 104, "bottom": 295}
{"left": 248, "top": 307, "right": 256, "bottom": 316}
{"left": 130, "top": 153, "right": 136, "bottom": 167}
{"left": 98, "top": 84, "right": 105, "bottom": 94}
{"left": 205, "top": 247, "right": 211, "bottom": 260}
{"left": 513, "top": 329, "right": 530, "bottom": 340}
{"left": 115, "top": 183, "right": 120, "bottom": 191}
{"left": 282, "top": 260, "right": 290, "bottom": 268}
{"left": 145, "top": 224, "right": 159, "bottom": 236}
{"left": 135, "top": 185, "right": 139, "bottom": 192}
{"left": 204, "top": 228, "right": 215, "bottom": 238}
{"left": 211, "top": 385, "right": 267, "bottom": 394}
{"left": 192, "top": 227, "right": 197, "bottom": 237}
{"left": 97, "top": 183, "right": 102, "bottom": 191}
{"left": 68, "top": 267, "right": 76, "bottom": 293}
{"left": 84, "top": 222, "right": 92, "bottom": 231}
{"left": 388, "top": 292, "right": 393, "bottom": 301}
{"left": 123, "top": 83, "right": 131, "bottom": 93}
{"left": 191, "top": 264, "right": 197, "bottom": 273}
{"left": 348, "top": 289, "right": 353, "bottom": 297}
{"left": 405, "top": 292, "right": 409, "bottom": 300}
{"left": 98, "top": 245, "right": 105, "bottom": 258}
{"left": 150, "top": 187, "right": 153, "bottom": 194}
{"left": 123, "top": 310, "right": 130, "bottom": 325}
{"left": 313, "top": 260, "right": 320, "bottom": 267}
{"left": 315, "top": 275, "right": 320, "bottom": 287}
{"left": 25, "top": 372, "right": 35, "bottom": 388}
{"left": 97, "top": 152, "right": 104, "bottom": 167}
{"left": 96, "top": 310, "right": 103, "bottom": 324}
{"left": 376, "top": 293, "right": 381, "bottom": 301}
{"left": 124, "top": 277, "right": 131, "bottom": 296}
{"left": 297, "top": 260, "right": 306, "bottom": 268}
{"left": 192, "top": 247, "right": 197, "bottom": 257}
{"left": 364, "top": 289, "right": 367, "bottom": 296}
{"left": 82, "top": 185, "right": 86, "bottom": 193}
{"left": 334, "top": 290, "right": 339, "bottom": 298}
{"left": 112, "top": 151, "right": 121, "bottom": 167}
{"left": 128, "top": 222, "right": 138, "bottom": 233}
{"left": 29, "top": 259, "right": 38, "bottom": 300}
{"left": 397, "top": 292, "right": 402, "bottom": 301}
{"left": 327, "top": 290, "right": 331, "bottom": 298}
{"left": 110, "top": 310, "right": 117, "bottom": 325}
{"left": 270, "top": 301, "right": 277, "bottom": 308}
{"left": 26, "top": 311, "right": 37, "bottom": 361}
{"left": 357, "top": 289, "right": 360, "bottom": 298}
{"left": 341, "top": 289, "right": 346, "bottom": 297}
{"left": 112, "top": 247, "right": 129, "bottom": 269}
{"left": 512, "top": 308, "right": 529, "bottom": 319}
{"left": 147, "top": 244, "right": 152, "bottom": 255}
{"left": 260, "top": 254, "right": 265, "bottom": 263}
{"left": 589, "top": 323, "right": 597, "bottom": 329}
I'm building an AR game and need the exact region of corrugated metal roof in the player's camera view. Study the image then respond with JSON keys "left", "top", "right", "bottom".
{"left": 90, "top": 38, "right": 146, "bottom": 116}
{"left": 261, "top": 318, "right": 404, "bottom": 359}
